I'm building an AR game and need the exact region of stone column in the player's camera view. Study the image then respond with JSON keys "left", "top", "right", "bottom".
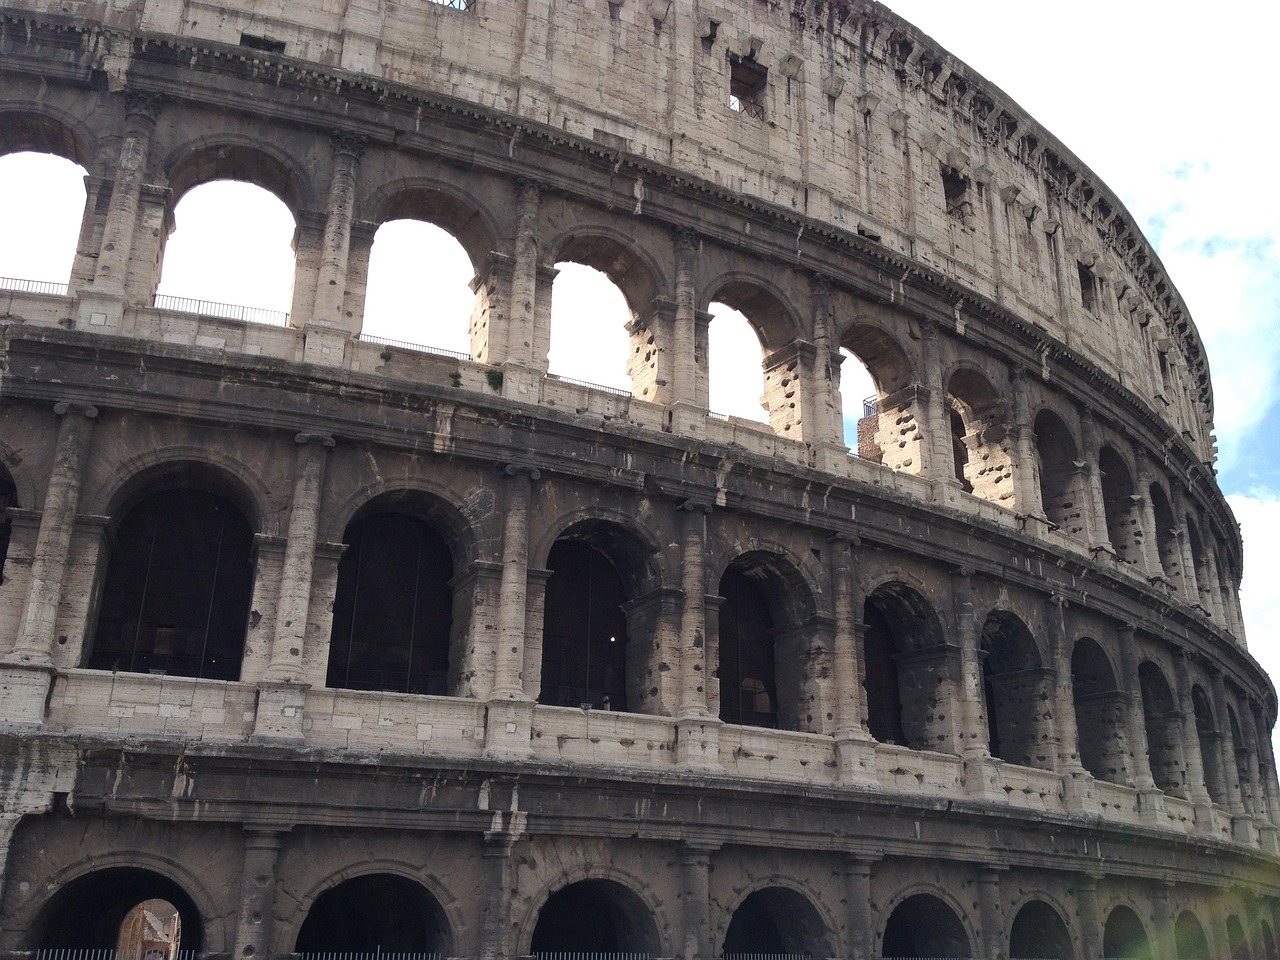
{"left": 1077, "top": 874, "right": 1103, "bottom": 960}
{"left": 90, "top": 93, "right": 161, "bottom": 298}
{"left": 953, "top": 567, "right": 987, "bottom": 758}
{"left": 831, "top": 535, "right": 873, "bottom": 783}
{"left": 1170, "top": 491, "right": 1200, "bottom": 605}
{"left": 1133, "top": 452, "right": 1164, "bottom": 579}
{"left": 1257, "top": 710, "right": 1280, "bottom": 828}
{"left": 1201, "top": 548, "right": 1227, "bottom": 623}
{"left": 1117, "top": 626, "right": 1158, "bottom": 793}
{"left": 1047, "top": 595, "right": 1081, "bottom": 771}
{"left": 679, "top": 842, "right": 715, "bottom": 960}
{"left": 480, "top": 833, "right": 516, "bottom": 960}
{"left": 976, "top": 867, "right": 1005, "bottom": 960}
{"left": 675, "top": 501, "right": 720, "bottom": 771}
{"left": 486, "top": 465, "right": 538, "bottom": 760}
{"left": 920, "top": 321, "right": 953, "bottom": 483}
{"left": 1211, "top": 670, "right": 1246, "bottom": 817}
{"left": 1239, "top": 705, "right": 1266, "bottom": 818}
{"left": 668, "top": 229, "right": 704, "bottom": 435}
{"left": 8, "top": 402, "right": 98, "bottom": 669}
{"left": 1174, "top": 650, "right": 1214, "bottom": 816}
{"left": 506, "top": 179, "right": 542, "bottom": 371}
{"left": 232, "top": 828, "right": 285, "bottom": 960}
{"left": 263, "top": 434, "right": 334, "bottom": 683}
{"left": 256, "top": 433, "right": 333, "bottom": 740}
{"left": 312, "top": 133, "right": 365, "bottom": 328}
{"left": 1079, "top": 408, "right": 1112, "bottom": 552}
{"left": 1010, "top": 367, "right": 1044, "bottom": 518}
{"left": 1151, "top": 884, "right": 1176, "bottom": 960}
{"left": 842, "top": 854, "right": 875, "bottom": 960}
{"left": 809, "top": 275, "right": 848, "bottom": 470}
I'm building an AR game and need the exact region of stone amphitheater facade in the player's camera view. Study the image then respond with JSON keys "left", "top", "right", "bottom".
{"left": 1, "top": 0, "right": 1278, "bottom": 957}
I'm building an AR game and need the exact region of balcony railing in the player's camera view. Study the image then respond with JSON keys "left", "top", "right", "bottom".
{"left": 0, "top": 276, "right": 69, "bottom": 296}
{"left": 152, "top": 293, "right": 289, "bottom": 327}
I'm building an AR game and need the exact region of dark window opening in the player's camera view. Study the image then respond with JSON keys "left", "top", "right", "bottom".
{"left": 0, "top": 468, "right": 14, "bottom": 583}
{"left": 1009, "top": 901, "right": 1072, "bottom": 959}
{"left": 37, "top": 868, "right": 204, "bottom": 951}
{"left": 427, "top": 0, "right": 476, "bottom": 11}
{"left": 1158, "top": 349, "right": 1172, "bottom": 392}
{"left": 327, "top": 512, "right": 454, "bottom": 696}
{"left": 531, "top": 880, "right": 658, "bottom": 955}
{"left": 862, "top": 602, "right": 906, "bottom": 745}
{"left": 718, "top": 566, "right": 777, "bottom": 728}
{"left": 238, "top": 33, "right": 285, "bottom": 54}
{"left": 728, "top": 54, "right": 768, "bottom": 119}
{"left": 949, "top": 408, "right": 973, "bottom": 492}
{"left": 88, "top": 489, "right": 253, "bottom": 680}
{"left": 941, "top": 165, "right": 972, "bottom": 224}
{"left": 540, "top": 540, "right": 629, "bottom": 711}
{"left": 1103, "top": 906, "right": 1153, "bottom": 960}
{"left": 722, "top": 888, "right": 825, "bottom": 957}
{"left": 296, "top": 875, "right": 448, "bottom": 954}
{"left": 1078, "top": 261, "right": 1098, "bottom": 314}
{"left": 1175, "top": 911, "right": 1210, "bottom": 960}
{"left": 881, "top": 894, "right": 971, "bottom": 958}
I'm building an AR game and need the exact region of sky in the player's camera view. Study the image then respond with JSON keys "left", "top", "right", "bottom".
{"left": 2, "top": 1, "right": 1279, "bottom": 754}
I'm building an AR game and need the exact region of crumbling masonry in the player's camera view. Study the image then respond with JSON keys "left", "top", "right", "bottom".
{"left": 0, "top": 0, "right": 1278, "bottom": 958}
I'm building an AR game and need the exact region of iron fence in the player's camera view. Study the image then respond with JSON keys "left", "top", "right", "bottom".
{"left": 0, "top": 276, "right": 69, "bottom": 296}
{"left": 152, "top": 293, "right": 289, "bottom": 327}
{"left": 545, "top": 372, "right": 632, "bottom": 398}
{"left": 356, "top": 332, "right": 470, "bottom": 361}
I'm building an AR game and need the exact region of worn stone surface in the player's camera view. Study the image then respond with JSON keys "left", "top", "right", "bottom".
{"left": 0, "top": 1, "right": 1277, "bottom": 958}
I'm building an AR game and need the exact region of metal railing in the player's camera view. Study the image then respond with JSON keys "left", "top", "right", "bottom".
{"left": 0, "top": 276, "right": 69, "bottom": 296}
{"left": 862, "top": 395, "right": 878, "bottom": 418}
{"left": 356, "top": 332, "right": 470, "bottom": 361}
{"left": 152, "top": 293, "right": 289, "bottom": 327}
{"left": 298, "top": 954, "right": 442, "bottom": 960}
{"left": 35, "top": 951, "right": 199, "bottom": 960}
{"left": 534, "top": 954, "right": 650, "bottom": 960}
{"left": 427, "top": 0, "right": 473, "bottom": 9}
{"left": 546, "top": 372, "right": 632, "bottom": 398}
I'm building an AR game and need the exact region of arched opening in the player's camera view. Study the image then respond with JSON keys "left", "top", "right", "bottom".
{"left": 1227, "top": 914, "right": 1249, "bottom": 960}
{"left": 540, "top": 539, "right": 630, "bottom": 711}
{"left": 1149, "top": 484, "right": 1183, "bottom": 585}
{"left": 0, "top": 463, "right": 16, "bottom": 584}
{"left": 116, "top": 900, "right": 181, "bottom": 960}
{"left": 838, "top": 347, "right": 875, "bottom": 455}
{"left": 35, "top": 868, "right": 204, "bottom": 951}
{"left": 1229, "top": 706, "right": 1254, "bottom": 812}
{"left": 721, "top": 887, "right": 830, "bottom": 957}
{"left": 1175, "top": 910, "right": 1210, "bottom": 960}
{"left": 1186, "top": 519, "right": 1213, "bottom": 610}
{"left": 361, "top": 219, "right": 475, "bottom": 355}
{"left": 529, "top": 879, "right": 660, "bottom": 954}
{"left": 880, "top": 893, "right": 971, "bottom": 958}
{"left": 1033, "top": 410, "right": 1086, "bottom": 538}
{"left": 0, "top": 151, "right": 87, "bottom": 288}
{"left": 295, "top": 874, "right": 450, "bottom": 953}
{"left": 87, "top": 487, "right": 254, "bottom": 680}
{"left": 947, "top": 368, "right": 1015, "bottom": 506}
{"left": 1139, "top": 661, "right": 1186, "bottom": 797}
{"left": 157, "top": 180, "right": 296, "bottom": 320}
{"left": 326, "top": 507, "right": 455, "bottom": 696}
{"left": 549, "top": 262, "right": 634, "bottom": 394}
{"left": 840, "top": 324, "right": 916, "bottom": 471}
{"left": 708, "top": 282, "right": 804, "bottom": 438}
{"left": 1071, "top": 637, "right": 1128, "bottom": 784}
{"left": 862, "top": 584, "right": 949, "bottom": 752}
{"left": 980, "top": 612, "right": 1052, "bottom": 768}
{"left": 716, "top": 553, "right": 820, "bottom": 733}
{"left": 1192, "top": 685, "right": 1227, "bottom": 804}
{"left": 1260, "top": 919, "right": 1277, "bottom": 960}
{"left": 717, "top": 564, "right": 777, "bottom": 728}
{"left": 708, "top": 302, "right": 768, "bottom": 423}
{"left": 1098, "top": 446, "right": 1144, "bottom": 563}
{"left": 1103, "top": 905, "right": 1152, "bottom": 960}
{"left": 1008, "top": 900, "right": 1072, "bottom": 959}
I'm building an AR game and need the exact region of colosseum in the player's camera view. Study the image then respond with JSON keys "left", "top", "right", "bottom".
{"left": 0, "top": 0, "right": 1277, "bottom": 957}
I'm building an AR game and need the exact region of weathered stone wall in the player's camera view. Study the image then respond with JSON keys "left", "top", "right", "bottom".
{"left": 0, "top": 0, "right": 1276, "bottom": 958}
